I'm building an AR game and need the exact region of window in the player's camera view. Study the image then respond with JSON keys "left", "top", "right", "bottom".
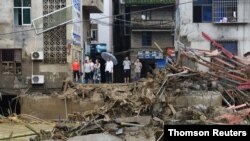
{"left": 0, "top": 49, "right": 22, "bottom": 75}
{"left": 193, "top": 0, "right": 239, "bottom": 23}
{"left": 142, "top": 32, "right": 152, "bottom": 46}
{"left": 14, "top": 0, "right": 31, "bottom": 25}
{"left": 91, "top": 29, "right": 98, "bottom": 41}
{"left": 213, "top": 0, "right": 237, "bottom": 23}
{"left": 217, "top": 41, "right": 238, "bottom": 55}
{"left": 211, "top": 41, "right": 237, "bottom": 70}
{"left": 193, "top": 0, "right": 212, "bottom": 23}
{"left": 141, "top": 11, "right": 151, "bottom": 20}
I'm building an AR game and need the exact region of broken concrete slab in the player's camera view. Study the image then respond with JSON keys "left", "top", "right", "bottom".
{"left": 91, "top": 92, "right": 103, "bottom": 102}
{"left": 170, "top": 91, "right": 222, "bottom": 107}
{"left": 124, "top": 128, "right": 156, "bottom": 141}
{"left": 115, "top": 116, "right": 152, "bottom": 126}
{"left": 67, "top": 134, "right": 123, "bottom": 141}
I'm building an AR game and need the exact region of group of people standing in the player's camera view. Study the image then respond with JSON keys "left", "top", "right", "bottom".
{"left": 72, "top": 56, "right": 142, "bottom": 84}
{"left": 122, "top": 57, "right": 142, "bottom": 83}
{"left": 83, "top": 58, "right": 101, "bottom": 84}
{"left": 72, "top": 58, "right": 101, "bottom": 84}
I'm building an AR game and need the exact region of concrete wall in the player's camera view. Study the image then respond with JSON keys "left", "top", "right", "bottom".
{"left": 176, "top": 0, "right": 250, "bottom": 58}
{"left": 0, "top": 0, "right": 18, "bottom": 88}
{"left": 131, "top": 32, "right": 173, "bottom": 49}
{"left": 0, "top": 0, "right": 14, "bottom": 48}
{"left": 83, "top": 9, "right": 90, "bottom": 52}
{"left": 20, "top": 95, "right": 104, "bottom": 119}
{"left": 0, "top": 0, "right": 45, "bottom": 89}
{"left": 0, "top": 0, "right": 85, "bottom": 89}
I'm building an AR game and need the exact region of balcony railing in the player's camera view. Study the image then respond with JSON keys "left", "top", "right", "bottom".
{"left": 131, "top": 20, "right": 174, "bottom": 29}
{"left": 125, "top": 0, "right": 175, "bottom": 5}
{"left": 212, "top": 0, "right": 249, "bottom": 24}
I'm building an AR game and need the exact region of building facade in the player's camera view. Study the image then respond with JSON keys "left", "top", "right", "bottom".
{"left": 176, "top": 0, "right": 250, "bottom": 71}
{"left": 0, "top": 0, "right": 103, "bottom": 89}
{"left": 90, "top": 0, "right": 113, "bottom": 52}
{"left": 115, "top": 0, "right": 175, "bottom": 81}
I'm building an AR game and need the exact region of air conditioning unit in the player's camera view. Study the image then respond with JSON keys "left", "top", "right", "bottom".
{"left": 31, "top": 51, "right": 44, "bottom": 60}
{"left": 31, "top": 75, "right": 45, "bottom": 84}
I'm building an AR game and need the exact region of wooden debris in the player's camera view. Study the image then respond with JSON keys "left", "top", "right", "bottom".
{"left": 0, "top": 133, "right": 36, "bottom": 140}
{"left": 168, "top": 104, "right": 176, "bottom": 115}
{"left": 25, "top": 124, "right": 40, "bottom": 136}
{"left": 19, "top": 114, "right": 50, "bottom": 124}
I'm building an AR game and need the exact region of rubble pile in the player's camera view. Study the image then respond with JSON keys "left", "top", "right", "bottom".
{"left": 62, "top": 68, "right": 219, "bottom": 120}
{"left": 40, "top": 65, "right": 249, "bottom": 140}
{"left": 178, "top": 32, "right": 250, "bottom": 106}
{"left": 2, "top": 64, "right": 249, "bottom": 140}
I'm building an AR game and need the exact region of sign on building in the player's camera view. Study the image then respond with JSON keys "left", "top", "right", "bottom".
{"left": 137, "top": 50, "right": 163, "bottom": 59}
{"left": 72, "top": 0, "right": 81, "bottom": 46}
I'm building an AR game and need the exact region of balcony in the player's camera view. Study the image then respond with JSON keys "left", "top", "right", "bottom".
{"left": 82, "top": 0, "right": 103, "bottom": 13}
{"left": 125, "top": 0, "right": 175, "bottom": 5}
{"left": 131, "top": 20, "right": 174, "bottom": 30}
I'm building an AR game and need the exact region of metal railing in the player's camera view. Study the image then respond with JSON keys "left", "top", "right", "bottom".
{"left": 212, "top": 0, "right": 250, "bottom": 23}
{"left": 131, "top": 20, "right": 174, "bottom": 29}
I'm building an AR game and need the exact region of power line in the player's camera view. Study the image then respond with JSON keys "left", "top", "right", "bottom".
{"left": 0, "top": 1, "right": 193, "bottom": 36}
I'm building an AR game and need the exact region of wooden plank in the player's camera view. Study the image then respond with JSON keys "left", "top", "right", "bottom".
{"left": 168, "top": 104, "right": 176, "bottom": 115}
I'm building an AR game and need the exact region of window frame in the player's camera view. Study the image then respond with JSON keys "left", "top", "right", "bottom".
{"left": 141, "top": 32, "right": 152, "bottom": 47}
{"left": 141, "top": 10, "right": 152, "bottom": 21}
{"left": 210, "top": 41, "right": 238, "bottom": 68}
{"left": 212, "top": 0, "right": 238, "bottom": 23}
{"left": 193, "top": 0, "right": 239, "bottom": 23}
{"left": 193, "top": 0, "right": 213, "bottom": 23}
{"left": 91, "top": 29, "right": 98, "bottom": 41}
{"left": 0, "top": 49, "right": 22, "bottom": 75}
{"left": 216, "top": 41, "right": 238, "bottom": 55}
{"left": 14, "top": 0, "right": 31, "bottom": 26}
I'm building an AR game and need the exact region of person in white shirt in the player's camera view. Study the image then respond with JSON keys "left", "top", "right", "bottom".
{"left": 105, "top": 57, "right": 113, "bottom": 83}
{"left": 123, "top": 56, "right": 131, "bottom": 83}
{"left": 83, "top": 59, "right": 92, "bottom": 84}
